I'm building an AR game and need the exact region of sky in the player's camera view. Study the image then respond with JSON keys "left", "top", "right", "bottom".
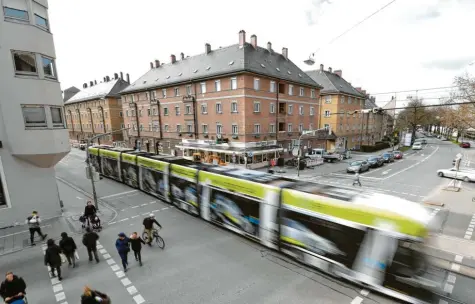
{"left": 48, "top": 0, "right": 475, "bottom": 107}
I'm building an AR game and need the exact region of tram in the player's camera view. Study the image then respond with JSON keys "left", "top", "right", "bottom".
{"left": 88, "top": 146, "right": 443, "bottom": 303}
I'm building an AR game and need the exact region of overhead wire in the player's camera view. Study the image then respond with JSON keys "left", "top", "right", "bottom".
{"left": 370, "top": 86, "right": 458, "bottom": 96}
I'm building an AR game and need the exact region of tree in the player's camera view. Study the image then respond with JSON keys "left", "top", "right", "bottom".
{"left": 395, "top": 98, "right": 431, "bottom": 144}
{"left": 452, "top": 74, "right": 475, "bottom": 131}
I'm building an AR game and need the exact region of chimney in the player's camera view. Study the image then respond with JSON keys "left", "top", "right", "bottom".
{"left": 282, "top": 47, "right": 288, "bottom": 60}
{"left": 170, "top": 54, "right": 176, "bottom": 64}
{"left": 114, "top": 73, "right": 118, "bottom": 80}
{"left": 103, "top": 77, "right": 106, "bottom": 82}
{"left": 180, "top": 52, "right": 184, "bottom": 60}
{"left": 155, "top": 60, "right": 160, "bottom": 68}
{"left": 250, "top": 34, "right": 257, "bottom": 49}
{"left": 362, "top": 89, "right": 367, "bottom": 95}
{"left": 94, "top": 80, "right": 97, "bottom": 85}
{"left": 90, "top": 81, "right": 93, "bottom": 87}
{"left": 239, "top": 30, "right": 246, "bottom": 47}
{"left": 205, "top": 43, "right": 211, "bottom": 54}
{"left": 120, "top": 72, "right": 124, "bottom": 80}
{"left": 328, "top": 67, "right": 332, "bottom": 73}
{"left": 320, "top": 64, "right": 324, "bottom": 71}
{"left": 267, "top": 42, "right": 272, "bottom": 52}
{"left": 83, "top": 83, "right": 87, "bottom": 88}
{"left": 126, "top": 73, "right": 130, "bottom": 83}
{"left": 355, "top": 87, "right": 362, "bottom": 92}
{"left": 106, "top": 76, "right": 110, "bottom": 82}
{"left": 334, "top": 70, "right": 342, "bottom": 77}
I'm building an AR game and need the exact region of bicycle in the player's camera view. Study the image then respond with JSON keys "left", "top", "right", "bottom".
{"left": 142, "top": 228, "right": 165, "bottom": 249}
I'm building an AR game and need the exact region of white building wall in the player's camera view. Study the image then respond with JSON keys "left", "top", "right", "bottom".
{"left": 0, "top": 0, "right": 70, "bottom": 225}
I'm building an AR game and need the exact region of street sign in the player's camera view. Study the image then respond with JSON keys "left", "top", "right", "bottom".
{"left": 248, "top": 152, "right": 253, "bottom": 157}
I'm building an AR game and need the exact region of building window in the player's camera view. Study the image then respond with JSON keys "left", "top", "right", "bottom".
{"left": 147, "top": 109, "right": 151, "bottom": 116}
{"left": 139, "top": 110, "right": 143, "bottom": 117}
{"left": 163, "top": 107, "right": 169, "bottom": 116}
{"left": 270, "top": 81, "right": 276, "bottom": 93}
{"left": 125, "top": 110, "right": 128, "bottom": 117}
{"left": 348, "top": 96, "right": 352, "bottom": 104}
{"left": 162, "top": 89, "right": 167, "bottom": 98}
{"left": 22, "top": 105, "right": 46, "bottom": 128}
{"left": 324, "top": 124, "right": 330, "bottom": 130}
{"left": 152, "top": 108, "right": 157, "bottom": 115}
{"left": 149, "top": 123, "right": 152, "bottom": 131}
{"left": 121, "top": 123, "right": 125, "bottom": 129}
{"left": 310, "top": 107, "right": 315, "bottom": 116}
{"left": 289, "top": 85, "right": 294, "bottom": 95}
{"left": 288, "top": 104, "right": 293, "bottom": 115}
{"left": 215, "top": 103, "right": 222, "bottom": 113}
{"left": 174, "top": 87, "right": 180, "bottom": 96}
{"left": 299, "top": 87, "right": 304, "bottom": 97}
{"left": 12, "top": 51, "right": 37, "bottom": 76}
{"left": 202, "top": 124, "right": 208, "bottom": 134}
{"left": 254, "top": 124, "right": 261, "bottom": 134}
{"left": 230, "top": 77, "right": 237, "bottom": 90}
{"left": 187, "top": 124, "right": 193, "bottom": 133}
{"left": 186, "top": 85, "right": 192, "bottom": 95}
{"left": 299, "top": 106, "right": 304, "bottom": 115}
{"left": 324, "top": 96, "right": 331, "bottom": 104}
{"left": 185, "top": 105, "right": 191, "bottom": 114}
{"left": 33, "top": 1, "right": 48, "bottom": 29}
{"left": 311, "top": 89, "right": 316, "bottom": 98}
{"left": 216, "top": 124, "right": 223, "bottom": 135}
{"left": 232, "top": 124, "right": 238, "bottom": 135}
{"left": 201, "top": 103, "right": 208, "bottom": 114}
{"left": 299, "top": 123, "right": 303, "bottom": 132}
{"left": 50, "top": 107, "right": 64, "bottom": 127}
{"left": 151, "top": 90, "right": 156, "bottom": 100}
{"left": 253, "top": 78, "right": 260, "bottom": 90}
{"left": 176, "top": 124, "right": 182, "bottom": 133}
{"left": 3, "top": 0, "right": 29, "bottom": 21}
{"left": 270, "top": 102, "right": 275, "bottom": 113}
{"left": 231, "top": 101, "right": 238, "bottom": 113}
{"left": 131, "top": 109, "right": 135, "bottom": 116}
{"left": 139, "top": 124, "right": 144, "bottom": 131}
{"left": 215, "top": 80, "right": 221, "bottom": 92}
{"left": 324, "top": 110, "right": 331, "bottom": 117}
{"left": 200, "top": 82, "right": 206, "bottom": 94}
{"left": 164, "top": 124, "right": 169, "bottom": 132}
{"left": 287, "top": 123, "right": 292, "bottom": 132}
{"left": 309, "top": 123, "right": 313, "bottom": 130}
{"left": 253, "top": 101, "right": 261, "bottom": 113}
{"left": 269, "top": 123, "right": 275, "bottom": 133}
{"left": 175, "top": 106, "right": 180, "bottom": 115}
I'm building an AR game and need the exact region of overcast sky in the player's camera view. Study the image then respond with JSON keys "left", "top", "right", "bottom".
{"left": 49, "top": 0, "right": 475, "bottom": 107}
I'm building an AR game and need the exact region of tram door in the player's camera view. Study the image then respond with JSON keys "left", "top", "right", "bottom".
{"left": 352, "top": 229, "right": 398, "bottom": 285}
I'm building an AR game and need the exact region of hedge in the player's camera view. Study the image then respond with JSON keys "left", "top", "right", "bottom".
{"left": 360, "top": 142, "right": 390, "bottom": 152}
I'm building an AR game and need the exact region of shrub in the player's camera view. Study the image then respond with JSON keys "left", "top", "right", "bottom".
{"left": 360, "top": 142, "right": 390, "bottom": 152}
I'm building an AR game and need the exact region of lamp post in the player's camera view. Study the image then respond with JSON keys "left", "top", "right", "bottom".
{"left": 86, "top": 127, "right": 130, "bottom": 210}
{"left": 297, "top": 127, "right": 331, "bottom": 177}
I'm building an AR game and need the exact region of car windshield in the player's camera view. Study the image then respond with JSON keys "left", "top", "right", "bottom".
{"left": 393, "top": 151, "right": 401, "bottom": 154}
{"left": 383, "top": 153, "right": 390, "bottom": 157}
{"left": 350, "top": 161, "right": 361, "bottom": 166}
{"left": 368, "top": 157, "right": 377, "bottom": 161}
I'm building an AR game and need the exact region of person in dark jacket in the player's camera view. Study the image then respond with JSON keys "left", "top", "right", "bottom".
{"left": 82, "top": 227, "right": 100, "bottom": 263}
{"left": 44, "top": 239, "right": 62, "bottom": 281}
{"left": 0, "top": 272, "right": 26, "bottom": 304}
{"left": 59, "top": 232, "right": 77, "bottom": 268}
{"left": 129, "top": 232, "right": 145, "bottom": 266}
{"left": 81, "top": 285, "right": 110, "bottom": 304}
{"left": 142, "top": 214, "right": 162, "bottom": 246}
{"left": 115, "top": 232, "right": 130, "bottom": 272}
{"left": 83, "top": 201, "right": 97, "bottom": 228}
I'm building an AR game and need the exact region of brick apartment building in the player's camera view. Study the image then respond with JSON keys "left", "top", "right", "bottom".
{"left": 120, "top": 30, "right": 329, "bottom": 168}
{"left": 306, "top": 65, "right": 368, "bottom": 150}
{"left": 64, "top": 73, "right": 130, "bottom": 144}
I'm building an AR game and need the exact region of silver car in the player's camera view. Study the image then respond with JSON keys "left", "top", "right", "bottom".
{"left": 347, "top": 160, "right": 370, "bottom": 173}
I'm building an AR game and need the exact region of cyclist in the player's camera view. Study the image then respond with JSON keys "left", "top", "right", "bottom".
{"left": 142, "top": 214, "right": 162, "bottom": 246}
{"left": 83, "top": 201, "right": 97, "bottom": 228}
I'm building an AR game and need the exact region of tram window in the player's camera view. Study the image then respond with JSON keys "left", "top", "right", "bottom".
{"left": 388, "top": 241, "right": 426, "bottom": 277}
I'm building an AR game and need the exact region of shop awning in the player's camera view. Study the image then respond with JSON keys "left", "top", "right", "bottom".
{"left": 175, "top": 143, "right": 283, "bottom": 155}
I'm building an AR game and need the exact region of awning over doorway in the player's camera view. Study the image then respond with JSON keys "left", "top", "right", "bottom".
{"left": 175, "top": 143, "right": 283, "bottom": 155}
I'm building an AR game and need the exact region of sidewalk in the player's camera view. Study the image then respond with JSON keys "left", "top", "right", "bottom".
{"left": 0, "top": 179, "right": 115, "bottom": 256}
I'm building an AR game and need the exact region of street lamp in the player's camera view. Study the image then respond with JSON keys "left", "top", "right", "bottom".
{"left": 86, "top": 127, "right": 130, "bottom": 210}
{"left": 297, "top": 127, "right": 331, "bottom": 177}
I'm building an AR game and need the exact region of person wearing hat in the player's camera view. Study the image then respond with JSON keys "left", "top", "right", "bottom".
{"left": 115, "top": 233, "right": 130, "bottom": 272}
{"left": 0, "top": 272, "right": 26, "bottom": 304}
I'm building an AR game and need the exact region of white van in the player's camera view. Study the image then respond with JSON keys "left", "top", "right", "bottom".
{"left": 412, "top": 142, "right": 422, "bottom": 150}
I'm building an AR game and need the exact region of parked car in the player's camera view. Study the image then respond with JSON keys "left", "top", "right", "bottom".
{"left": 393, "top": 151, "right": 403, "bottom": 159}
{"left": 412, "top": 142, "right": 423, "bottom": 150}
{"left": 347, "top": 160, "right": 370, "bottom": 173}
{"left": 381, "top": 152, "right": 395, "bottom": 163}
{"left": 437, "top": 168, "right": 475, "bottom": 182}
{"left": 367, "top": 155, "right": 384, "bottom": 168}
{"left": 460, "top": 142, "right": 471, "bottom": 148}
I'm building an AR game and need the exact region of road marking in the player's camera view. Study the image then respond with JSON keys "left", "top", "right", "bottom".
{"left": 350, "top": 296, "right": 363, "bottom": 304}
{"left": 141, "top": 203, "right": 148, "bottom": 206}
{"left": 100, "top": 190, "right": 138, "bottom": 199}
{"left": 42, "top": 246, "right": 69, "bottom": 303}
{"left": 119, "top": 218, "right": 129, "bottom": 222}
{"left": 383, "top": 146, "right": 439, "bottom": 180}
{"left": 0, "top": 224, "right": 52, "bottom": 239}
{"left": 451, "top": 264, "right": 460, "bottom": 272}
{"left": 131, "top": 215, "right": 139, "bottom": 219}
{"left": 382, "top": 169, "right": 392, "bottom": 175}
{"left": 76, "top": 196, "right": 83, "bottom": 200}
{"left": 131, "top": 206, "right": 139, "bottom": 209}
{"left": 455, "top": 255, "right": 463, "bottom": 263}
{"left": 360, "top": 289, "right": 369, "bottom": 296}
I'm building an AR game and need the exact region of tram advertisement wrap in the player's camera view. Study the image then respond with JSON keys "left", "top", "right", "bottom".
{"left": 169, "top": 165, "right": 198, "bottom": 215}
{"left": 100, "top": 150, "right": 120, "bottom": 180}
{"left": 137, "top": 157, "right": 167, "bottom": 199}
{"left": 88, "top": 148, "right": 101, "bottom": 173}
{"left": 121, "top": 154, "right": 138, "bottom": 188}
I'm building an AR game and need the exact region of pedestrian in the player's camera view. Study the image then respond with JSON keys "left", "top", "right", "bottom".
{"left": 82, "top": 227, "right": 100, "bottom": 263}
{"left": 115, "top": 232, "right": 130, "bottom": 272}
{"left": 83, "top": 201, "right": 97, "bottom": 228}
{"left": 81, "top": 285, "right": 110, "bottom": 304}
{"left": 353, "top": 173, "right": 362, "bottom": 187}
{"left": 129, "top": 232, "right": 145, "bottom": 266}
{"left": 59, "top": 232, "right": 77, "bottom": 268}
{"left": 0, "top": 272, "right": 27, "bottom": 304}
{"left": 26, "top": 211, "right": 47, "bottom": 246}
{"left": 44, "top": 239, "right": 63, "bottom": 281}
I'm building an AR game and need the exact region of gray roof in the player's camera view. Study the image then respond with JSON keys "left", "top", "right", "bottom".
{"left": 121, "top": 43, "right": 322, "bottom": 94}
{"left": 62, "top": 86, "right": 80, "bottom": 102}
{"left": 65, "top": 79, "right": 130, "bottom": 104}
{"left": 305, "top": 69, "right": 365, "bottom": 98}
{"left": 364, "top": 98, "right": 378, "bottom": 109}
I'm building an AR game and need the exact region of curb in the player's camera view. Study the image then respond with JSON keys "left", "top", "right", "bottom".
{"left": 424, "top": 202, "right": 445, "bottom": 207}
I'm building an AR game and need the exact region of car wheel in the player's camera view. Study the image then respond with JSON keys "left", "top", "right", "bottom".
{"left": 464, "top": 176, "right": 470, "bottom": 182}
{"left": 438, "top": 172, "right": 444, "bottom": 177}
